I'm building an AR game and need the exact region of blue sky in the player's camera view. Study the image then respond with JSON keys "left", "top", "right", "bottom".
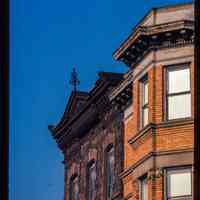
{"left": 10, "top": 0, "right": 192, "bottom": 199}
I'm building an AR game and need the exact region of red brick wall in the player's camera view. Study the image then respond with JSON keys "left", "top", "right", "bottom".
{"left": 122, "top": 51, "right": 194, "bottom": 199}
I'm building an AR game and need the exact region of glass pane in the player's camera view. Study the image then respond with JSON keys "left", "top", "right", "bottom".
{"left": 143, "top": 82, "right": 148, "bottom": 105}
{"left": 168, "top": 171, "right": 191, "bottom": 197}
{"left": 168, "top": 94, "right": 191, "bottom": 120}
{"left": 71, "top": 177, "right": 79, "bottom": 200}
{"left": 143, "top": 107, "right": 148, "bottom": 127}
{"left": 88, "top": 163, "right": 96, "bottom": 200}
{"left": 74, "top": 180, "right": 79, "bottom": 200}
{"left": 141, "top": 178, "right": 148, "bottom": 200}
{"left": 168, "top": 67, "right": 190, "bottom": 94}
{"left": 107, "top": 147, "right": 114, "bottom": 198}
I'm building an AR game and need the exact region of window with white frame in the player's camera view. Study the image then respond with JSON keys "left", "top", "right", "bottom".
{"left": 166, "top": 168, "right": 192, "bottom": 200}
{"left": 141, "top": 76, "right": 149, "bottom": 127}
{"left": 166, "top": 65, "right": 191, "bottom": 120}
{"left": 140, "top": 175, "right": 148, "bottom": 200}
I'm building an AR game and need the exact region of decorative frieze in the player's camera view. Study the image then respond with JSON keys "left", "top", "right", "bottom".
{"left": 114, "top": 20, "right": 194, "bottom": 68}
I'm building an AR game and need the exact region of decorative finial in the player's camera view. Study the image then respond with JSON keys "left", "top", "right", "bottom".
{"left": 69, "top": 67, "right": 80, "bottom": 92}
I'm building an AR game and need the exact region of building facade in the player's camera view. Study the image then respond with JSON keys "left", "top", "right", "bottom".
{"left": 49, "top": 3, "right": 194, "bottom": 200}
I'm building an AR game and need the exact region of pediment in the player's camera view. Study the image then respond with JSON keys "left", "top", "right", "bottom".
{"left": 63, "top": 91, "right": 89, "bottom": 120}
{"left": 49, "top": 72, "right": 124, "bottom": 142}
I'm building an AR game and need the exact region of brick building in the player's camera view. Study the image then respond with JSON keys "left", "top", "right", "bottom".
{"left": 49, "top": 2, "right": 194, "bottom": 200}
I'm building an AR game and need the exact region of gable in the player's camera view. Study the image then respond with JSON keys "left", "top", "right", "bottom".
{"left": 63, "top": 91, "right": 89, "bottom": 120}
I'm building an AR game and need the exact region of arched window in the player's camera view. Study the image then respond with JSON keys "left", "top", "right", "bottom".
{"left": 70, "top": 175, "right": 79, "bottom": 200}
{"left": 106, "top": 145, "right": 114, "bottom": 199}
{"left": 87, "top": 161, "right": 97, "bottom": 200}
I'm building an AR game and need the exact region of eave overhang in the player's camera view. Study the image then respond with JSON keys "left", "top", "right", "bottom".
{"left": 113, "top": 20, "right": 194, "bottom": 68}
{"left": 109, "top": 70, "right": 133, "bottom": 110}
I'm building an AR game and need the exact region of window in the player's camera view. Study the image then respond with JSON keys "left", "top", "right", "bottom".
{"left": 70, "top": 175, "right": 79, "bottom": 200}
{"left": 167, "top": 66, "right": 191, "bottom": 120}
{"left": 106, "top": 146, "right": 114, "bottom": 199}
{"left": 166, "top": 168, "right": 192, "bottom": 200}
{"left": 87, "top": 161, "right": 96, "bottom": 200}
{"left": 141, "top": 77, "right": 149, "bottom": 127}
{"left": 140, "top": 176, "right": 148, "bottom": 200}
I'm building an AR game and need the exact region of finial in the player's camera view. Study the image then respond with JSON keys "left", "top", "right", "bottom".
{"left": 69, "top": 67, "right": 80, "bottom": 92}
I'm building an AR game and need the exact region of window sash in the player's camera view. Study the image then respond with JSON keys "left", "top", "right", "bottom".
{"left": 166, "top": 66, "right": 191, "bottom": 120}
{"left": 142, "top": 106, "right": 148, "bottom": 127}
{"left": 167, "top": 93, "right": 191, "bottom": 120}
{"left": 70, "top": 176, "right": 79, "bottom": 200}
{"left": 140, "top": 176, "right": 148, "bottom": 200}
{"left": 167, "top": 195, "right": 192, "bottom": 200}
{"left": 106, "top": 147, "right": 114, "bottom": 199}
{"left": 167, "top": 67, "right": 190, "bottom": 94}
{"left": 143, "top": 81, "right": 148, "bottom": 105}
{"left": 141, "top": 79, "right": 148, "bottom": 128}
{"left": 88, "top": 162, "right": 96, "bottom": 200}
{"left": 166, "top": 168, "right": 192, "bottom": 200}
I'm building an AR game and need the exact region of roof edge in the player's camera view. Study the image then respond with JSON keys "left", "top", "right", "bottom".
{"left": 113, "top": 1, "right": 193, "bottom": 60}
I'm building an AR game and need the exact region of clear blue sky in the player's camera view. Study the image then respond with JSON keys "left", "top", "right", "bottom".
{"left": 10, "top": 0, "right": 192, "bottom": 199}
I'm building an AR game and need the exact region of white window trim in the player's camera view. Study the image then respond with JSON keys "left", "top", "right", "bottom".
{"left": 166, "top": 64, "right": 192, "bottom": 121}
{"left": 164, "top": 167, "right": 193, "bottom": 200}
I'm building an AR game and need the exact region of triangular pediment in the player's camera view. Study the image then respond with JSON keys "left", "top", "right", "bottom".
{"left": 63, "top": 91, "right": 89, "bottom": 120}
{"left": 49, "top": 72, "right": 124, "bottom": 138}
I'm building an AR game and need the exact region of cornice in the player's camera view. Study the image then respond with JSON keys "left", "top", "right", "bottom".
{"left": 113, "top": 20, "right": 194, "bottom": 68}
{"left": 124, "top": 193, "right": 133, "bottom": 200}
{"left": 128, "top": 119, "right": 194, "bottom": 147}
{"left": 109, "top": 70, "right": 132, "bottom": 101}
{"left": 128, "top": 123, "right": 153, "bottom": 148}
{"left": 109, "top": 71, "right": 133, "bottom": 112}
{"left": 53, "top": 78, "right": 121, "bottom": 137}
{"left": 119, "top": 152, "right": 154, "bottom": 179}
{"left": 57, "top": 103, "right": 100, "bottom": 150}
{"left": 54, "top": 82, "right": 108, "bottom": 137}
{"left": 111, "top": 191, "right": 123, "bottom": 200}
{"left": 119, "top": 148, "right": 194, "bottom": 179}
{"left": 49, "top": 72, "right": 124, "bottom": 140}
